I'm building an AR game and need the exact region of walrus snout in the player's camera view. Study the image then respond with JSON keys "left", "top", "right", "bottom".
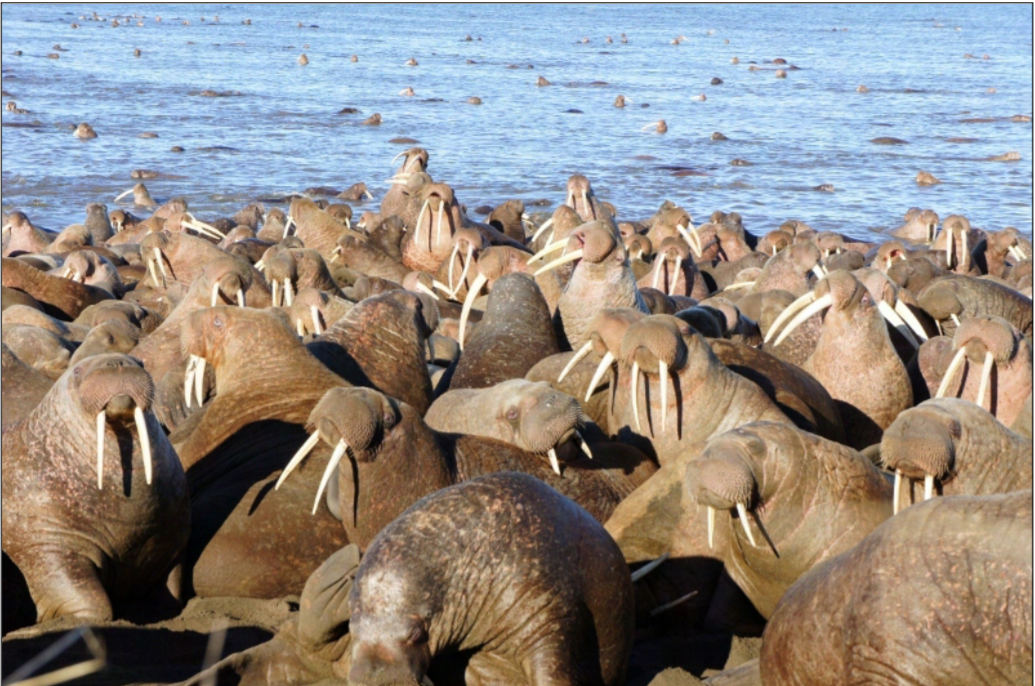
{"left": 954, "top": 315, "right": 1019, "bottom": 365}
{"left": 74, "top": 354, "right": 155, "bottom": 418}
{"left": 685, "top": 443, "right": 762, "bottom": 548}
{"left": 622, "top": 316, "right": 690, "bottom": 374}
{"left": 348, "top": 615, "right": 431, "bottom": 686}
{"left": 881, "top": 409, "right": 958, "bottom": 484}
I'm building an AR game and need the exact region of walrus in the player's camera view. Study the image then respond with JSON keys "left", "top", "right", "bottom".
{"left": 2, "top": 354, "right": 189, "bottom": 621}
{"left": 637, "top": 236, "right": 709, "bottom": 300}
{"left": 917, "top": 273, "right": 1033, "bottom": 338}
{"left": 972, "top": 228, "right": 1030, "bottom": 278}
{"left": 74, "top": 122, "right": 98, "bottom": 139}
{"left": 1, "top": 257, "right": 112, "bottom": 320}
{"left": 55, "top": 250, "right": 122, "bottom": 295}
{"left": 881, "top": 398, "right": 1032, "bottom": 513}
{"left": 1, "top": 342, "right": 53, "bottom": 429}
{"left": 347, "top": 472, "right": 634, "bottom": 686}
{"left": 2, "top": 211, "right": 60, "bottom": 256}
{"left": 684, "top": 422, "right": 892, "bottom": 619}
{"left": 760, "top": 491, "right": 1032, "bottom": 686}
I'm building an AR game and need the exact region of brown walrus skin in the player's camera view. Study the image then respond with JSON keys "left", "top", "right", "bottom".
{"left": 347, "top": 472, "right": 634, "bottom": 686}
{"left": 761, "top": 491, "right": 1032, "bottom": 685}
{"left": 2, "top": 354, "right": 189, "bottom": 621}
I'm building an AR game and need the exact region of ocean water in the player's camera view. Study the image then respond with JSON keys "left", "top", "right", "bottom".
{"left": 2, "top": 3, "right": 1032, "bottom": 240}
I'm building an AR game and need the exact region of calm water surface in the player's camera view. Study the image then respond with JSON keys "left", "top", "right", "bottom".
{"left": 2, "top": 3, "right": 1032, "bottom": 239}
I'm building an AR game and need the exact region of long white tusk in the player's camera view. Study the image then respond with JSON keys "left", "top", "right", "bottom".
{"left": 668, "top": 256, "right": 682, "bottom": 295}
{"left": 530, "top": 217, "right": 554, "bottom": 243}
{"left": 96, "top": 412, "right": 106, "bottom": 489}
{"left": 184, "top": 356, "right": 197, "bottom": 408}
{"left": 237, "top": 289, "right": 246, "bottom": 308}
{"left": 659, "top": 360, "right": 669, "bottom": 431}
{"left": 977, "top": 350, "right": 994, "bottom": 411}
{"left": 574, "top": 430, "right": 593, "bottom": 458}
{"left": 893, "top": 469, "right": 902, "bottom": 516}
{"left": 811, "top": 265, "right": 827, "bottom": 280}
{"left": 935, "top": 347, "right": 968, "bottom": 398}
{"left": 311, "top": 305, "right": 324, "bottom": 335}
{"left": 364, "top": 189, "right": 374, "bottom": 200}
{"left": 211, "top": 282, "right": 221, "bottom": 307}
{"left": 651, "top": 256, "right": 664, "bottom": 290}
{"left": 275, "top": 431, "right": 321, "bottom": 489}
{"left": 447, "top": 242, "right": 460, "bottom": 293}
{"left": 297, "top": 318, "right": 306, "bottom": 337}
{"left": 764, "top": 290, "right": 816, "bottom": 344}
{"left": 435, "top": 204, "right": 446, "bottom": 246}
{"left": 413, "top": 199, "right": 429, "bottom": 244}
{"left": 527, "top": 238, "right": 567, "bottom": 264}
{"left": 585, "top": 351, "right": 615, "bottom": 402}
{"left": 723, "top": 281, "right": 756, "bottom": 291}
{"left": 1015, "top": 245, "right": 1028, "bottom": 259}
{"left": 154, "top": 248, "right": 168, "bottom": 286}
{"left": 458, "top": 272, "right": 488, "bottom": 350}
{"left": 283, "top": 278, "right": 294, "bottom": 306}
{"left": 134, "top": 406, "right": 153, "bottom": 485}
{"left": 650, "top": 590, "right": 699, "bottom": 617}
{"left": 630, "top": 552, "right": 670, "bottom": 582}
{"left": 547, "top": 448, "right": 562, "bottom": 475}
{"left": 387, "top": 178, "right": 409, "bottom": 186}
{"left": 961, "top": 230, "right": 968, "bottom": 270}
{"left": 414, "top": 281, "right": 440, "bottom": 300}
{"left": 950, "top": 313, "right": 961, "bottom": 327}
{"left": 453, "top": 244, "right": 474, "bottom": 298}
{"left": 114, "top": 187, "right": 135, "bottom": 202}
{"left": 391, "top": 150, "right": 408, "bottom": 164}
{"left": 282, "top": 215, "right": 295, "bottom": 239}
{"left": 924, "top": 474, "right": 934, "bottom": 501}
{"left": 631, "top": 361, "right": 641, "bottom": 432}
{"left": 581, "top": 189, "right": 591, "bottom": 218}
{"left": 432, "top": 279, "right": 453, "bottom": 295}
{"left": 255, "top": 259, "right": 265, "bottom": 272}
{"left": 946, "top": 231, "right": 953, "bottom": 268}
{"left": 313, "top": 439, "right": 349, "bottom": 514}
{"left": 736, "top": 502, "right": 756, "bottom": 547}
{"left": 676, "top": 224, "right": 702, "bottom": 257}
{"left": 641, "top": 122, "right": 660, "bottom": 131}
{"left": 533, "top": 248, "right": 584, "bottom": 276}
{"left": 559, "top": 341, "right": 593, "bottom": 382}
{"left": 877, "top": 300, "right": 919, "bottom": 349}
{"left": 193, "top": 354, "right": 206, "bottom": 407}
{"left": 773, "top": 293, "right": 834, "bottom": 347}
{"left": 1008, "top": 246, "right": 1024, "bottom": 262}
{"left": 707, "top": 505, "right": 715, "bottom": 548}
{"left": 271, "top": 279, "right": 280, "bottom": 307}
{"left": 147, "top": 258, "right": 159, "bottom": 286}
{"left": 894, "top": 300, "right": 928, "bottom": 341}
{"left": 186, "top": 216, "right": 225, "bottom": 239}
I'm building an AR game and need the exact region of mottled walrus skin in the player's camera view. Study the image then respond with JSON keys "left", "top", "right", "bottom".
{"left": 2, "top": 354, "right": 189, "bottom": 621}
{"left": 684, "top": 422, "right": 892, "bottom": 619}
{"left": 760, "top": 492, "right": 1032, "bottom": 686}
{"left": 1, "top": 256, "right": 112, "bottom": 320}
{"left": 348, "top": 472, "right": 634, "bottom": 686}
{"left": 1, "top": 342, "right": 53, "bottom": 429}
{"left": 881, "top": 397, "right": 1032, "bottom": 510}
{"left": 917, "top": 274, "right": 1033, "bottom": 337}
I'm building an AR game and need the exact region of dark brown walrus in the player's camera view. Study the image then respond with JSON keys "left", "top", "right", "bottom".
{"left": 761, "top": 491, "right": 1032, "bottom": 685}
{"left": 2, "top": 257, "right": 112, "bottom": 320}
{"left": 2, "top": 354, "right": 189, "bottom": 621}
{"left": 347, "top": 472, "right": 634, "bottom": 686}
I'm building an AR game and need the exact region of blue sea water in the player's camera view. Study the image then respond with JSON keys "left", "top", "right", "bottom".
{"left": 1, "top": 3, "right": 1032, "bottom": 239}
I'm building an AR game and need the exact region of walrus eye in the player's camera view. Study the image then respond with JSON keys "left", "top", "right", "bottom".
{"left": 406, "top": 626, "right": 427, "bottom": 645}
{"left": 383, "top": 412, "right": 395, "bottom": 428}
{"left": 506, "top": 409, "right": 519, "bottom": 421}
{"left": 212, "top": 315, "right": 224, "bottom": 330}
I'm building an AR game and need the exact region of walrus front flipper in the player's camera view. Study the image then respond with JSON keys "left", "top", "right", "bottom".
{"left": 22, "top": 549, "right": 112, "bottom": 622}
{"left": 297, "top": 544, "right": 360, "bottom": 660}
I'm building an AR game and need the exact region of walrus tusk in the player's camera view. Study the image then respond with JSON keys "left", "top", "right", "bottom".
{"left": 650, "top": 590, "right": 698, "bottom": 617}
{"left": 574, "top": 430, "right": 593, "bottom": 459}
{"left": 414, "top": 281, "right": 440, "bottom": 300}
{"left": 735, "top": 502, "right": 756, "bottom": 547}
{"left": 184, "top": 355, "right": 198, "bottom": 408}
{"left": 153, "top": 248, "right": 168, "bottom": 287}
{"left": 559, "top": 341, "right": 594, "bottom": 382}
{"left": 453, "top": 244, "right": 474, "bottom": 298}
{"left": 935, "top": 347, "right": 968, "bottom": 398}
{"left": 255, "top": 259, "right": 265, "bottom": 272}
{"left": 311, "top": 305, "right": 324, "bottom": 335}
{"left": 114, "top": 187, "right": 135, "bottom": 202}
{"left": 707, "top": 505, "right": 715, "bottom": 548}
{"left": 185, "top": 215, "right": 225, "bottom": 239}
{"left": 585, "top": 351, "right": 615, "bottom": 402}
{"left": 631, "top": 361, "right": 641, "bottom": 432}
{"left": 676, "top": 224, "right": 702, "bottom": 257}
{"left": 313, "top": 439, "right": 349, "bottom": 514}
{"left": 641, "top": 121, "right": 660, "bottom": 131}
{"left": 0, "top": 223, "right": 10, "bottom": 235}
{"left": 432, "top": 279, "right": 453, "bottom": 295}
{"left": 877, "top": 300, "right": 920, "bottom": 349}
{"left": 651, "top": 257, "right": 664, "bottom": 290}
{"left": 296, "top": 319, "right": 306, "bottom": 337}
{"left": 924, "top": 474, "right": 934, "bottom": 501}
{"left": 283, "top": 278, "right": 294, "bottom": 306}
{"left": 276, "top": 431, "right": 322, "bottom": 489}
{"left": 961, "top": 230, "right": 968, "bottom": 269}
{"left": 530, "top": 217, "right": 554, "bottom": 243}
{"left": 282, "top": 215, "right": 295, "bottom": 239}
{"left": 210, "top": 282, "right": 222, "bottom": 307}
{"left": 659, "top": 360, "right": 669, "bottom": 431}
{"left": 894, "top": 300, "right": 928, "bottom": 341}
{"left": 271, "top": 279, "right": 280, "bottom": 307}
{"left": 773, "top": 293, "right": 833, "bottom": 347}
{"left": 764, "top": 290, "right": 816, "bottom": 344}
{"left": 96, "top": 412, "right": 106, "bottom": 489}
{"left": 527, "top": 238, "right": 567, "bottom": 264}
{"left": 447, "top": 243, "right": 461, "bottom": 293}
{"left": 547, "top": 448, "right": 562, "bottom": 476}
{"left": 458, "top": 272, "right": 488, "bottom": 350}
{"left": 811, "top": 265, "right": 827, "bottom": 280}
{"left": 134, "top": 406, "right": 153, "bottom": 485}
{"left": 192, "top": 355, "right": 206, "bottom": 407}
{"left": 533, "top": 248, "right": 584, "bottom": 276}
{"left": 950, "top": 313, "right": 961, "bottom": 327}
{"left": 364, "top": 189, "right": 374, "bottom": 200}
{"left": 237, "top": 290, "right": 246, "bottom": 308}
{"left": 724, "top": 281, "right": 756, "bottom": 291}
{"left": 391, "top": 150, "right": 408, "bottom": 164}
{"left": 387, "top": 178, "right": 410, "bottom": 185}
{"left": 772, "top": 245, "right": 778, "bottom": 256}
{"left": 1008, "top": 245, "right": 1025, "bottom": 261}
{"left": 945, "top": 231, "right": 954, "bottom": 268}
{"left": 344, "top": 216, "right": 351, "bottom": 231}
{"left": 582, "top": 189, "right": 593, "bottom": 219}
{"left": 893, "top": 470, "right": 902, "bottom": 515}
{"left": 977, "top": 350, "right": 994, "bottom": 411}
{"left": 413, "top": 199, "right": 429, "bottom": 245}
{"left": 435, "top": 203, "right": 445, "bottom": 246}
{"left": 630, "top": 552, "right": 669, "bottom": 582}
{"left": 668, "top": 256, "right": 682, "bottom": 295}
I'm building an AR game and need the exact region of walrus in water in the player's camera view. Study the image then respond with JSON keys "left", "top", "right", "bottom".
{"left": 347, "top": 472, "right": 634, "bottom": 686}
{"left": 2, "top": 354, "right": 189, "bottom": 621}
{"left": 761, "top": 492, "right": 1032, "bottom": 686}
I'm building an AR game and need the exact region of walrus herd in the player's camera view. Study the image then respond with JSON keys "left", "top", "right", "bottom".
{"left": 1, "top": 148, "right": 1032, "bottom": 685}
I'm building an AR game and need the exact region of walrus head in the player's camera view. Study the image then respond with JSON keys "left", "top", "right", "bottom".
{"left": 649, "top": 236, "right": 692, "bottom": 295}
{"left": 487, "top": 379, "right": 587, "bottom": 469}
{"left": 876, "top": 241, "right": 909, "bottom": 273}
{"left": 684, "top": 428, "right": 767, "bottom": 549}
{"left": 933, "top": 315, "right": 1022, "bottom": 407}
{"left": 565, "top": 174, "right": 599, "bottom": 222}
{"left": 411, "top": 183, "right": 460, "bottom": 253}
{"left": 71, "top": 354, "right": 157, "bottom": 488}
{"left": 758, "top": 230, "right": 792, "bottom": 256}
{"left": 69, "top": 318, "right": 141, "bottom": 366}
{"left": 625, "top": 233, "right": 653, "bottom": 261}
{"left": 561, "top": 307, "right": 647, "bottom": 399}
{"left": 880, "top": 401, "right": 963, "bottom": 510}
{"left": 916, "top": 278, "right": 966, "bottom": 337}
